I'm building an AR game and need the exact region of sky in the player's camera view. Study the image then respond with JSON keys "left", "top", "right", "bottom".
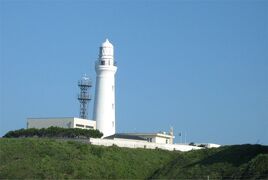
{"left": 0, "top": 0, "right": 267, "bottom": 145}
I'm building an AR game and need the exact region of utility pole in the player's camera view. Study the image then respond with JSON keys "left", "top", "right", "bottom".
{"left": 184, "top": 132, "right": 187, "bottom": 144}
{"left": 178, "top": 132, "right": 182, "bottom": 144}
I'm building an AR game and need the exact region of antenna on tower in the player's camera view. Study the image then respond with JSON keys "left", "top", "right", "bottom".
{"left": 78, "top": 74, "right": 92, "bottom": 119}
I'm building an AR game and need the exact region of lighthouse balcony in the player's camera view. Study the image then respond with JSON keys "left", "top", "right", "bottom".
{"left": 96, "top": 60, "right": 117, "bottom": 66}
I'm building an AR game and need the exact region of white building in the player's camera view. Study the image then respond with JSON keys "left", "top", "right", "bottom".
{"left": 104, "top": 132, "right": 174, "bottom": 144}
{"left": 27, "top": 117, "right": 96, "bottom": 130}
{"left": 124, "top": 132, "right": 174, "bottom": 144}
{"left": 104, "top": 134, "right": 148, "bottom": 142}
{"left": 93, "top": 39, "right": 117, "bottom": 138}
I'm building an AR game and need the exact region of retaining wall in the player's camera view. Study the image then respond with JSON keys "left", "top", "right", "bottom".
{"left": 89, "top": 138, "right": 202, "bottom": 151}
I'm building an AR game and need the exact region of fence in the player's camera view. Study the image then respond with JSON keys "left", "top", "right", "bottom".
{"left": 89, "top": 138, "right": 202, "bottom": 152}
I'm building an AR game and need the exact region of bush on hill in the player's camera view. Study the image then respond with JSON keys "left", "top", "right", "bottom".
{"left": 3, "top": 127, "right": 103, "bottom": 138}
{"left": 232, "top": 153, "right": 268, "bottom": 179}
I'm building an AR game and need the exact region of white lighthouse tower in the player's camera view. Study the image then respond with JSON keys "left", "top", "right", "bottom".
{"left": 93, "top": 39, "right": 117, "bottom": 137}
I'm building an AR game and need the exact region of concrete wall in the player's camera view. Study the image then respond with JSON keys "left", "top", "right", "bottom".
{"left": 197, "top": 143, "right": 221, "bottom": 148}
{"left": 206, "top": 143, "right": 221, "bottom": 148}
{"left": 155, "top": 136, "right": 169, "bottom": 144}
{"left": 73, "top": 118, "right": 96, "bottom": 129}
{"left": 27, "top": 117, "right": 96, "bottom": 130}
{"left": 89, "top": 138, "right": 202, "bottom": 152}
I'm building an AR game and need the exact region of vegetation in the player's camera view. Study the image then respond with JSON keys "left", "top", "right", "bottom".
{"left": 150, "top": 144, "right": 268, "bottom": 179}
{"left": 0, "top": 138, "right": 176, "bottom": 179}
{"left": 3, "top": 127, "right": 103, "bottom": 139}
{"left": 0, "top": 138, "right": 267, "bottom": 179}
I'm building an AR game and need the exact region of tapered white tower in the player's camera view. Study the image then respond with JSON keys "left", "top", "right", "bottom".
{"left": 93, "top": 39, "right": 117, "bottom": 137}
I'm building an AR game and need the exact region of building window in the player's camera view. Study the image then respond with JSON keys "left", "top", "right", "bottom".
{"left": 86, "top": 126, "right": 93, "bottom": 129}
{"left": 112, "top": 103, "right": 114, "bottom": 109}
{"left": 76, "top": 124, "right": 84, "bottom": 128}
{"left": 166, "top": 139, "right": 169, "bottom": 144}
{"left": 112, "top": 121, "right": 115, "bottom": 127}
{"left": 112, "top": 85, "right": 114, "bottom": 91}
{"left": 148, "top": 138, "right": 152, "bottom": 142}
{"left": 101, "top": 61, "right": 105, "bottom": 65}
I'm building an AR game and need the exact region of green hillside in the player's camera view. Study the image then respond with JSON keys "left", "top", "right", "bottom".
{"left": 0, "top": 138, "right": 176, "bottom": 179}
{"left": 0, "top": 138, "right": 267, "bottom": 179}
{"left": 150, "top": 144, "right": 268, "bottom": 179}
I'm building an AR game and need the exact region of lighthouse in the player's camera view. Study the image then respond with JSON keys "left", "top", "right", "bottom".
{"left": 93, "top": 39, "right": 117, "bottom": 137}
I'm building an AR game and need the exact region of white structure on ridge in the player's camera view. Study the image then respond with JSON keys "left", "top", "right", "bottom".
{"left": 93, "top": 39, "right": 117, "bottom": 138}
{"left": 27, "top": 117, "right": 96, "bottom": 130}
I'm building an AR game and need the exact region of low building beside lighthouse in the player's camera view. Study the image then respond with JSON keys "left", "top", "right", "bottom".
{"left": 27, "top": 117, "right": 96, "bottom": 130}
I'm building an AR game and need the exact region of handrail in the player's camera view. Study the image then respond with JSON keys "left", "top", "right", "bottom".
{"left": 95, "top": 60, "right": 117, "bottom": 66}
{"left": 77, "top": 94, "right": 91, "bottom": 100}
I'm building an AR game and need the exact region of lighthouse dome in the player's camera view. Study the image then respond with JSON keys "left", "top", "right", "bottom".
{"left": 101, "top": 39, "right": 113, "bottom": 48}
{"left": 99, "top": 39, "right": 114, "bottom": 57}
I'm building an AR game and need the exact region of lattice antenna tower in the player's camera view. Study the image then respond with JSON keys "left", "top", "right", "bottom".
{"left": 78, "top": 74, "right": 92, "bottom": 119}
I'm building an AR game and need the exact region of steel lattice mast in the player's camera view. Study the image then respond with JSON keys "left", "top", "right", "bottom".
{"left": 78, "top": 74, "right": 92, "bottom": 119}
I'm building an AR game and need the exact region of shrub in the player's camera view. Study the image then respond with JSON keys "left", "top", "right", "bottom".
{"left": 198, "top": 144, "right": 207, "bottom": 148}
{"left": 3, "top": 127, "right": 103, "bottom": 139}
{"left": 189, "top": 142, "right": 195, "bottom": 146}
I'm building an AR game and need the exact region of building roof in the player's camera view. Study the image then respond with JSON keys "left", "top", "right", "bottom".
{"left": 125, "top": 132, "right": 175, "bottom": 138}
{"left": 104, "top": 133, "right": 147, "bottom": 141}
{"left": 27, "top": 117, "right": 95, "bottom": 122}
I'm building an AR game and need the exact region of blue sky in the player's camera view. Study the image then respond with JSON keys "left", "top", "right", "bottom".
{"left": 1, "top": 0, "right": 267, "bottom": 145}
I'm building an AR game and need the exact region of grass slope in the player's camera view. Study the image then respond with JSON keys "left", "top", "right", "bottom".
{"left": 150, "top": 144, "right": 268, "bottom": 179}
{"left": 0, "top": 138, "right": 267, "bottom": 179}
{"left": 0, "top": 138, "right": 176, "bottom": 179}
